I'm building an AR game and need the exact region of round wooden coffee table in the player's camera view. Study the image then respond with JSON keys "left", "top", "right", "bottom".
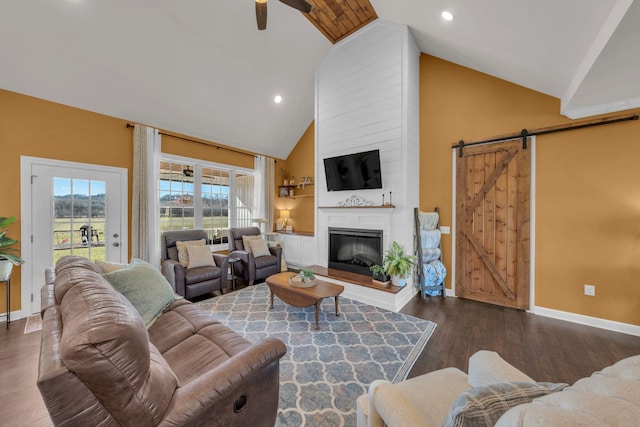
{"left": 266, "top": 272, "right": 344, "bottom": 330}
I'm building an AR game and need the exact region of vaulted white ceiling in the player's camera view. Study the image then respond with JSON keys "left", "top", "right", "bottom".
{"left": 1, "top": 0, "right": 638, "bottom": 159}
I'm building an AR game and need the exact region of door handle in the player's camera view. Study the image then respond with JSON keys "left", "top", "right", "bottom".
{"left": 113, "top": 242, "right": 120, "bottom": 247}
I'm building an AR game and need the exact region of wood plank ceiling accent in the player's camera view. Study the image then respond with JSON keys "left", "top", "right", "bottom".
{"left": 304, "top": 0, "right": 378, "bottom": 44}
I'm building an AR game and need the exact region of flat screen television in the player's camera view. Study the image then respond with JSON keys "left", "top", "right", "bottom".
{"left": 323, "top": 149, "right": 383, "bottom": 191}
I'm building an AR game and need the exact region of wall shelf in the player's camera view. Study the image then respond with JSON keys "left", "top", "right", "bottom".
{"left": 278, "top": 182, "right": 314, "bottom": 199}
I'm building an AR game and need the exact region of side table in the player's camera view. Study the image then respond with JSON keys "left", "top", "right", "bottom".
{"left": 228, "top": 257, "right": 240, "bottom": 291}
{"left": 1, "top": 270, "right": 11, "bottom": 329}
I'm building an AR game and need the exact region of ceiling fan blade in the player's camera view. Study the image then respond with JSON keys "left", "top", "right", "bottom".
{"left": 279, "top": 0, "right": 312, "bottom": 14}
{"left": 256, "top": 0, "right": 267, "bottom": 30}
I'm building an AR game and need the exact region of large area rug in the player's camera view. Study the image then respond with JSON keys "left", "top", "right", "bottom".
{"left": 196, "top": 283, "right": 436, "bottom": 427}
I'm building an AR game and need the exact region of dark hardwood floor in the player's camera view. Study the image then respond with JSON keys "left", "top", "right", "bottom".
{"left": 2, "top": 282, "right": 640, "bottom": 426}
{"left": 402, "top": 294, "right": 640, "bottom": 384}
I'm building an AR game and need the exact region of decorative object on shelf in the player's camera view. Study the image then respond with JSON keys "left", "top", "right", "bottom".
{"left": 382, "top": 241, "right": 416, "bottom": 287}
{"left": 289, "top": 268, "right": 317, "bottom": 288}
{"left": 280, "top": 167, "right": 294, "bottom": 186}
{"left": 0, "top": 216, "right": 25, "bottom": 279}
{"left": 276, "top": 209, "right": 290, "bottom": 231}
{"left": 389, "top": 191, "right": 392, "bottom": 206}
{"left": 337, "top": 195, "right": 375, "bottom": 207}
{"left": 370, "top": 264, "right": 391, "bottom": 286}
{"left": 298, "top": 176, "right": 313, "bottom": 188}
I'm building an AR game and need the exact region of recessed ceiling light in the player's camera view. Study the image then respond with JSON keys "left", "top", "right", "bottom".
{"left": 441, "top": 11, "right": 454, "bottom": 21}
{"left": 274, "top": 95, "right": 283, "bottom": 104}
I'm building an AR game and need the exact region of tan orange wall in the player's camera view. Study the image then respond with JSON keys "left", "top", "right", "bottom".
{"left": 275, "top": 122, "right": 315, "bottom": 234}
{"left": 420, "top": 54, "right": 640, "bottom": 326}
{"left": 162, "top": 135, "right": 256, "bottom": 169}
{"left": 0, "top": 89, "right": 264, "bottom": 315}
{"left": 0, "top": 89, "right": 132, "bottom": 315}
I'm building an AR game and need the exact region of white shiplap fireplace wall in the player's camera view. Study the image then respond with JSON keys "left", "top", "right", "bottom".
{"left": 314, "top": 21, "right": 420, "bottom": 312}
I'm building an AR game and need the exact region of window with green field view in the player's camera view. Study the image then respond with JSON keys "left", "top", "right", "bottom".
{"left": 53, "top": 178, "right": 106, "bottom": 264}
{"left": 160, "top": 159, "right": 255, "bottom": 246}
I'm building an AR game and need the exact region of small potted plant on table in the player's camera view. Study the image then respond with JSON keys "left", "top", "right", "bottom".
{"left": 289, "top": 267, "right": 317, "bottom": 288}
{"left": 0, "top": 216, "right": 25, "bottom": 279}
{"left": 382, "top": 241, "right": 415, "bottom": 287}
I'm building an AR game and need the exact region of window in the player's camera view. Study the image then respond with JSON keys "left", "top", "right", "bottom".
{"left": 159, "top": 157, "right": 256, "bottom": 249}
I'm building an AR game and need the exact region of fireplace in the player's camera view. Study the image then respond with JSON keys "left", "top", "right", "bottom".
{"left": 328, "top": 227, "right": 383, "bottom": 276}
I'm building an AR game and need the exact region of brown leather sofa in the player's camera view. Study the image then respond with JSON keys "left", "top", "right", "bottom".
{"left": 38, "top": 256, "right": 287, "bottom": 426}
{"left": 228, "top": 227, "right": 282, "bottom": 286}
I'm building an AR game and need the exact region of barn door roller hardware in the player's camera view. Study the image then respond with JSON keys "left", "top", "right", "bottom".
{"left": 452, "top": 113, "right": 638, "bottom": 156}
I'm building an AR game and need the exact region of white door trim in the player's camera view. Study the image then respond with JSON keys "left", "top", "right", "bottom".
{"left": 20, "top": 156, "right": 128, "bottom": 319}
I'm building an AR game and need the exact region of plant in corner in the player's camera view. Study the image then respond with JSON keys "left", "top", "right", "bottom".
{"left": 0, "top": 216, "right": 25, "bottom": 278}
{"left": 382, "top": 241, "right": 416, "bottom": 287}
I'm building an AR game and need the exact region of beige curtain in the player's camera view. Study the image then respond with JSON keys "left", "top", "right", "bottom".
{"left": 132, "top": 124, "right": 161, "bottom": 267}
{"left": 254, "top": 155, "right": 275, "bottom": 232}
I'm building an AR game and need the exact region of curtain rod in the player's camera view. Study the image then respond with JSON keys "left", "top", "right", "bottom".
{"left": 451, "top": 113, "right": 638, "bottom": 155}
{"left": 126, "top": 123, "right": 263, "bottom": 159}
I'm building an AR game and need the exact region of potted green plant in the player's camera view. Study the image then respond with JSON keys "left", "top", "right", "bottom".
{"left": 382, "top": 241, "right": 416, "bottom": 287}
{"left": 0, "top": 216, "right": 25, "bottom": 279}
{"left": 370, "top": 264, "right": 390, "bottom": 285}
{"left": 289, "top": 267, "right": 317, "bottom": 288}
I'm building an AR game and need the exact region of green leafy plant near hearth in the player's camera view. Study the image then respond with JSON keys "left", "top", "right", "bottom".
{"left": 0, "top": 216, "right": 24, "bottom": 266}
{"left": 382, "top": 241, "right": 415, "bottom": 280}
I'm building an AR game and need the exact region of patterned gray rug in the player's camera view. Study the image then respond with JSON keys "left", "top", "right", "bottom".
{"left": 196, "top": 283, "right": 436, "bottom": 427}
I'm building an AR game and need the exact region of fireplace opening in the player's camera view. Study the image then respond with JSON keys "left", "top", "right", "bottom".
{"left": 328, "top": 227, "right": 383, "bottom": 276}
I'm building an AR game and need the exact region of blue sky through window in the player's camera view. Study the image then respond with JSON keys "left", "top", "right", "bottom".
{"left": 54, "top": 178, "right": 106, "bottom": 196}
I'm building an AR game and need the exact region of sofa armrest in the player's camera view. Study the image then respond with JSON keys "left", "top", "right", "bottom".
{"left": 268, "top": 246, "right": 282, "bottom": 272}
{"left": 160, "top": 337, "right": 287, "bottom": 425}
{"left": 468, "top": 350, "right": 535, "bottom": 387}
{"left": 161, "top": 259, "right": 186, "bottom": 297}
{"left": 212, "top": 254, "right": 229, "bottom": 282}
{"left": 359, "top": 367, "right": 470, "bottom": 427}
{"left": 368, "top": 380, "right": 432, "bottom": 427}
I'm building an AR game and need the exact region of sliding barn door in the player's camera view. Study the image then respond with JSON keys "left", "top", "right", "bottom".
{"left": 455, "top": 138, "right": 531, "bottom": 309}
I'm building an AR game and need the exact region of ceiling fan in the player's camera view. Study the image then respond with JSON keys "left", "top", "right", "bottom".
{"left": 255, "top": 0, "right": 312, "bottom": 30}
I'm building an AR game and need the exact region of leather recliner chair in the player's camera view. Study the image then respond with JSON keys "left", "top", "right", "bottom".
{"left": 161, "top": 229, "right": 228, "bottom": 299}
{"left": 228, "top": 227, "right": 281, "bottom": 286}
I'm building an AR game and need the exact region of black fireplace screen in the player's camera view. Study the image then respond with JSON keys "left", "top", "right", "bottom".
{"left": 328, "top": 227, "right": 383, "bottom": 276}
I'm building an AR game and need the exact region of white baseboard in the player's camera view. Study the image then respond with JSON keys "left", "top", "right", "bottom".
{"left": 446, "top": 288, "right": 455, "bottom": 297}
{"left": 1, "top": 309, "right": 24, "bottom": 323}
{"left": 530, "top": 306, "right": 640, "bottom": 337}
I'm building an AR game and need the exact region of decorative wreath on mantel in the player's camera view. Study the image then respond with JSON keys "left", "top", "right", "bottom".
{"left": 337, "top": 195, "right": 374, "bottom": 207}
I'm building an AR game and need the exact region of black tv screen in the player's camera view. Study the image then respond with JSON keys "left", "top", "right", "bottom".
{"left": 323, "top": 149, "right": 383, "bottom": 191}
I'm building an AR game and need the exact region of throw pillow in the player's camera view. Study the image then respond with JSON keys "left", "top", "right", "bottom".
{"left": 95, "top": 259, "right": 127, "bottom": 273}
{"left": 176, "top": 239, "right": 206, "bottom": 267}
{"left": 248, "top": 238, "right": 271, "bottom": 258}
{"left": 102, "top": 259, "right": 177, "bottom": 327}
{"left": 186, "top": 244, "right": 215, "bottom": 269}
{"left": 443, "top": 382, "right": 568, "bottom": 427}
{"left": 241, "top": 235, "right": 262, "bottom": 253}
